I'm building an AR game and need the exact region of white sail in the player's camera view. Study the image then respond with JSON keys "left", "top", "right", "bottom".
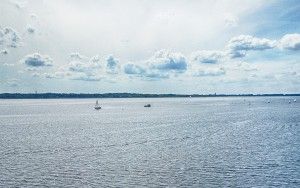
{"left": 94, "top": 100, "right": 101, "bottom": 109}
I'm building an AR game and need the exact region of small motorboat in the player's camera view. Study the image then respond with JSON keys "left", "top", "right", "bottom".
{"left": 94, "top": 100, "right": 101, "bottom": 110}
{"left": 294, "top": 99, "right": 297, "bottom": 102}
{"left": 144, "top": 104, "right": 151, "bottom": 107}
{"left": 288, "top": 100, "right": 291, "bottom": 104}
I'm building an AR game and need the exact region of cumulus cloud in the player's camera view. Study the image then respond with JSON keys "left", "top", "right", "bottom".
{"left": 45, "top": 53, "right": 105, "bottom": 82}
{"left": 191, "top": 50, "right": 224, "bottom": 64}
{"left": 278, "top": 33, "right": 300, "bottom": 50}
{"left": 106, "top": 55, "right": 119, "bottom": 74}
{"left": 124, "top": 64, "right": 145, "bottom": 75}
{"left": 21, "top": 53, "right": 53, "bottom": 67}
{"left": 193, "top": 67, "right": 226, "bottom": 77}
{"left": 0, "top": 27, "right": 21, "bottom": 48}
{"left": 149, "top": 50, "right": 187, "bottom": 72}
{"left": 123, "top": 50, "right": 187, "bottom": 80}
{"left": 123, "top": 63, "right": 168, "bottom": 80}
{"left": 189, "top": 33, "right": 300, "bottom": 62}
{"left": 66, "top": 54, "right": 102, "bottom": 81}
{"left": 228, "top": 35, "right": 276, "bottom": 51}
{"left": 227, "top": 35, "right": 276, "bottom": 58}
{"left": 68, "top": 53, "right": 101, "bottom": 72}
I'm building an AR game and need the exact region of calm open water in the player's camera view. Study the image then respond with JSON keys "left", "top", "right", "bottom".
{"left": 0, "top": 97, "right": 299, "bottom": 187}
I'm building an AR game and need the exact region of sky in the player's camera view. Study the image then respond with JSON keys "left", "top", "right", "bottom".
{"left": 0, "top": 0, "right": 299, "bottom": 94}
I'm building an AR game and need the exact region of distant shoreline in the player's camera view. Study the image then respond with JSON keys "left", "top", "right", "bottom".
{"left": 0, "top": 93, "right": 299, "bottom": 99}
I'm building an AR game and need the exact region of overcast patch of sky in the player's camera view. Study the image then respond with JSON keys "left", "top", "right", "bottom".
{"left": 1, "top": 0, "right": 299, "bottom": 93}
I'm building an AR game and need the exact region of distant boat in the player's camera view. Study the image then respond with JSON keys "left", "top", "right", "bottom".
{"left": 294, "top": 99, "right": 297, "bottom": 102}
{"left": 144, "top": 104, "right": 151, "bottom": 107}
{"left": 267, "top": 100, "right": 271, "bottom": 103}
{"left": 94, "top": 100, "right": 101, "bottom": 110}
{"left": 288, "top": 100, "right": 291, "bottom": 104}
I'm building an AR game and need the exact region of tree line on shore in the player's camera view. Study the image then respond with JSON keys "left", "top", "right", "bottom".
{"left": 0, "top": 93, "right": 299, "bottom": 99}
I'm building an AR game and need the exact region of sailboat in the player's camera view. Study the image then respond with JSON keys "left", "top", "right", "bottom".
{"left": 94, "top": 100, "right": 101, "bottom": 110}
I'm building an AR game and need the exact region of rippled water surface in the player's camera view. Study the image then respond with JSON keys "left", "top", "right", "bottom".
{"left": 0, "top": 97, "right": 299, "bottom": 187}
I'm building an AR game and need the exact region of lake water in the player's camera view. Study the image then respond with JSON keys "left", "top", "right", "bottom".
{"left": 0, "top": 97, "right": 299, "bottom": 187}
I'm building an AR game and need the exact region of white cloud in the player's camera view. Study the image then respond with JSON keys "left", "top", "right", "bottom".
{"left": 189, "top": 34, "right": 300, "bottom": 63}
{"left": 21, "top": 53, "right": 53, "bottom": 67}
{"left": 67, "top": 53, "right": 101, "bottom": 73}
{"left": 0, "top": 27, "right": 21, "bottom": 48}
{"left": 227, "top": 35, "right": 276, "bottom": 58}
{"left": 148, "top": 50, "right": 187, "bottom": 72}
{"left": 124, "top": 64, "right": 145, "bottom": 75}
{"left": 106, "top": 55, "right": 119, "bottom": 74}
{"left": 123, "top": 63, "right": 169, "bottom": 80}
{"left": 191, "top": 50, "right": 225, "bottom": 64}
{"left": 123, "top": 50, "right": 187, "bottom": 80}
{"left": 278, "top": 33, "right": 300, "bottom": 51}
{"left": 45, "top": 53, "right": 106, "bottom": 82}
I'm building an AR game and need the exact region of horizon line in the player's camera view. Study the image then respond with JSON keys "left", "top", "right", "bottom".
{"left": 0, "top": 92, "right": 299, "bottom": 99}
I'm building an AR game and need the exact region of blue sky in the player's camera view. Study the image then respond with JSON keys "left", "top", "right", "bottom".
{"left": 0, "top": 0, "right": 299, "bottom": 94}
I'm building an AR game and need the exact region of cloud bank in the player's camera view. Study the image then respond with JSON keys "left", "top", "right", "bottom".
{"left": 27, "top": 32, "right": 299, "bottom": 84}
